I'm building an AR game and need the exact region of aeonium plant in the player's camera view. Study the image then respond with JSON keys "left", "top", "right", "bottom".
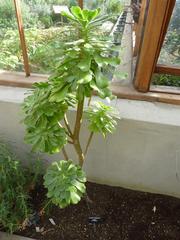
{"left": 23, "top": 6, "right": 120, "bottom": 209}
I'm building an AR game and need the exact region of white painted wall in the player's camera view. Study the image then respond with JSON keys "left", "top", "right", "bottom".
{"left": 1, "top": 86, "right": 180, "bottom": 198}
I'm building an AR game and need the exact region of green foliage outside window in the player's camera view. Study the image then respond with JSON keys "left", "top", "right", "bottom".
{"left": 0, "top": 27, "right": 77, "bottom": 73}
{"left": 152, "top": 74, "right": 180, "bottom": 87}
{"left": 0, "top": 0, "right": 122, "bottom": 73}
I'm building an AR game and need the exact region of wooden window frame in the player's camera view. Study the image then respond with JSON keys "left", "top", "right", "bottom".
{"left": 14, "top": 0, "right": 30, "bottom": 76}
{"left": 78, "top": 0, "right": 83, "bottom": 9}
{"left": 134, "top": 0, "right": 179, "bottom": 93}
{"left": 154, "top": 64, "right": 180, "bottom": 76}
{"left": 133, "top": 0, "right": 148, "bottom": 57}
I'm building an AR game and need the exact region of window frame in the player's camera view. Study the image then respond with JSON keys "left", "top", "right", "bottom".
{"left": 134, "top": 0, "right": 179, "bottom": 93}
{"left": 78, "top": 0, "right": 83, "bottom": 9}
{"left": 14, "top": 0, "right": 30, "bottom": 76}
{"left": 155, "top": 64, "right": 180, "bottom": 76}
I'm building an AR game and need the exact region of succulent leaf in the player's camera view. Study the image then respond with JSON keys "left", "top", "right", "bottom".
{"left": 44, "top": 160, "right": 86, "bottom": 208}
{"left": 85, "top": 102, "right": 119, "bottom": 137}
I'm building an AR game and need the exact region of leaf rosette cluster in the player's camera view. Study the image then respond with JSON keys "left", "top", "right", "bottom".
{"left": 44, "top": 160, "right": 86, "bottom": 208}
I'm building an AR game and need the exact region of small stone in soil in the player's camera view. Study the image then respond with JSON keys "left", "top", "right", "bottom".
{"left": 88, "top": 216, "right": 105, "bottom": 224}
{"left": 49, "top": 218, "right": 56, "bottom": 225}
{"left": 35, "top": 227, "right": 40, "bottom": 233}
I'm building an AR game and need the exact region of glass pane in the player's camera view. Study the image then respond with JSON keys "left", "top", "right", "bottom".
{"left": 84, "top": 0, "right": 124, "bottom": 14}
{"left": 22, "top": 0, "right": 78, "bottom": 74}
{"left": 152, "top": 74, "right": 180, "bottom": 87}
{"left": 0, "top": 0, "right": 23, "bottom": 72}
{"left": 84, "top": 0, "right": 124, "bottom": 36}
{"left": 158, "top": 0, "right": 180, "bottom": 66}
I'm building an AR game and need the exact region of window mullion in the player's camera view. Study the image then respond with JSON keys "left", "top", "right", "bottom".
{"left": 133, "top": 0, "right": 148, "bottom": 57}
{"left": 155, "top": 64, "right": 180, "bottom": 76}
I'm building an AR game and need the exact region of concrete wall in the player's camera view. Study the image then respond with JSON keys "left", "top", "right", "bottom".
{"left": 1, "top": 86, "right": 180, "bottom": 198}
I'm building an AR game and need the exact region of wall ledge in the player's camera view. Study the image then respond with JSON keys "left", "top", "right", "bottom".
{"left": 1, "top": 85, "right": 180, "bottom": 127}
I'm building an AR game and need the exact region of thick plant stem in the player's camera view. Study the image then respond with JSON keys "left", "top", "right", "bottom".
{"left": 73, "top": 98, "right": 85, "bottom": 166}
{"left": 74, "top": 99, "right": 84, "bottom": 139}
{"left": 84, "top": 132, "right": 94, "bottom": 156}
{"left": 74, "top": 140, "right": 85, "bottom": 167}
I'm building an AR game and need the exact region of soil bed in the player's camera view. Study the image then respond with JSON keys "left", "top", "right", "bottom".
{"left": 17, "top": 182, "right": 180, "bottom": 240}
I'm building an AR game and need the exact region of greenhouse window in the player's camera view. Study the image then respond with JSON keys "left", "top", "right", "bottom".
{"left": 134, "top": 0, "right": 180, "bottom": 96}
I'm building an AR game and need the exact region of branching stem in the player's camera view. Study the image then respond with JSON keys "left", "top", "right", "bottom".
{"left": 62, "top": 147, "right": 69, "bottom": 160}
{"left": 74, "top": 141, "right": 85, "bottom": 167}
{"left": 73, "top": 98, "right": 85, "bottom": 166}
{"left": 84, "top": 132, "right": 94, "bottom": 156}
{"left": 74, "top": 98, "right": 84, "bottom": 140}
{"left": 64, "top": 114, "right": 73, "bottom": 139}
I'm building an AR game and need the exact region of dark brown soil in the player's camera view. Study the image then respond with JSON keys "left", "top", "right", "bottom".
{"left": 17, "top": 182, "right": 180, "bottom": 240}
